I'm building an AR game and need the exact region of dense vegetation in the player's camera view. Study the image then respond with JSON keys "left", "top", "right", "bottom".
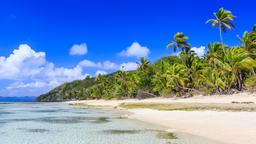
{"left": 37, "top": 8, "right": 256, "bottom": 102}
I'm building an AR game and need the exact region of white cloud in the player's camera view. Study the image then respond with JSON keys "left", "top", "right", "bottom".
{"left": 102, "top": 61, "right": 119, "bottom": 70}
{"left": 0, "top": 44, "right": 46, "bottom": 80}
{"left": 191, "top": 46, "right": 206, "bottom": 58}
{"left": 44, "top": 65, "right": 87, "bottom": 82}
{"left": 78, "top": 59, "right": 118, "bottom": 70}
{"left": 7, "top": 82, "right": 49, "bottom": 90}
{"left": 95, "top": 70, "right": 108, "bottom": 76}
{"left": 0, "top": 44, "right": 89, "bottom": 96}
{"left": 69, "top": 43, "right": 88, "bottom": 56}
{"left": 120, "top": 62, "right": 138, "bottom": 71}
{"left": 118, "top": 42, "right": 150, "bottom": 58}
{"left": 78, "top": 59, "right": 100, "bottom": 68}
{"left": 0, "top": 44, "right": 141, "bottom": 96}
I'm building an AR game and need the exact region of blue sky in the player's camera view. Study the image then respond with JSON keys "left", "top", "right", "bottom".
{"left": 0, "top": 0, "right": 255, "bottom": 96}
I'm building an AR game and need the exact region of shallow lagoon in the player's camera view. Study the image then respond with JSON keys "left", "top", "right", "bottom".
{"left": 0, "top": 103, "right": 222, "bottom": 144}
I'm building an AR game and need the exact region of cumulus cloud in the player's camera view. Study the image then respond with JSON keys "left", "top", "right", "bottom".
{"left": 0, "top": 44, "right": 88, "bottom": 96}
{"left": 0, "top": 44, "right": 141, "bottom": 96}
{"left": 118, "top": 42, "right": 150, "bottom": 58}
{"left": 78, "top": 59, "right": 100, "bottom": 68}
{"left": 78, "top": 59, "right": 138, "bottom": 71}
{"left": 0, "top": 44, "right": 46, "bottom": 80}
{"left": 95, "top": 70, "right": 108, "bottom": 76}
{"left": 120, "top": 62, "right": 138, "bottom": 71}
{"left": 102, "top": 61, "right": 119, "bottom": 70}
{"left": 191, "top": 46, "right": 206, "bottom": 58}
{"left": 78, "top": 59, "right": 118, "bottom": 70}
{"left": 7, "top": 81, "right": 51, "bottom": 90}
{"left": 69, "top": 43, "right": 88, "bottom": 56}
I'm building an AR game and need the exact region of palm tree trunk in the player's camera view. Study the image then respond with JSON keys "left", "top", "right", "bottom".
{"left": 219, "top": 24, "right": 226, "bottom": 55}
{"left": 236, "top": 75, "right": 242, "bottom": 91}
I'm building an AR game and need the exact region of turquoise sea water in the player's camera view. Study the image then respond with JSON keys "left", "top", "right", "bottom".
{"left": 0, "top": 103, "right": 222, "bottom": 144}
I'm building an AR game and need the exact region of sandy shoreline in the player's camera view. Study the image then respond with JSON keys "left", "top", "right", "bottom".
{"left": 66, "top": 92, "right": 256, "bottom": 144}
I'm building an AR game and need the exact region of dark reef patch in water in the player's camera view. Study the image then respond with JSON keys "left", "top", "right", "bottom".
{"left": 115, "top": 116, "right": 128, "bottom": 119}
{"left": 103, "top": 129, "right": 177, "bottom": 140}
{"left": 1, "top": 117, "right": 53, "bottom": 123}
{"left": 32, "top": 110, "right": 59, "bottom": 113}
{"left": 35, "top": 116, "right": 98, "bottom": 124}
{"left": 37, "top": 117, "right": 83, "bottom": 124}
{"left": 0, "top": 111, "right": 13, "bottom": 115}
{"left": 4, "top": 116, "right": 95, "bottom": 124}
{"left": 0, "top": 121, "right": 6, "bottom": 127}
{"left": 18, "top": 128, "right": 50, "bottom": 133}
{"left": 103, "top": 129, "right": 142, "bottom": 134}
{"left": 2, "top": 115, "right": 111, "bottom": 125}
{"left": 0, "top": 111, "right": 13, "bottom": 117}
{"left": 156, "top": 131, "right": 177, "bottom": 140}
{"left": 92, "top": 117, "right": 110, "bottom": 124}
{"left": 73, "top": 111, "right": 88, "bottom": 114}
{"left": 31, "top": 109, "right": 70, "bottom": 113}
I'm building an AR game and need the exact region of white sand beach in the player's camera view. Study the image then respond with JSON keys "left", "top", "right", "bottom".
{"left": 129, "top": 109, "right": 256, "bottom": 144}
{"left": 67, "top": 92, "right": 256, "bottom": 144}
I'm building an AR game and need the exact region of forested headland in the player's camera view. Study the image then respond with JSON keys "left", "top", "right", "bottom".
{"left": 37, "top": 8, "right": 256, "bottom": 102}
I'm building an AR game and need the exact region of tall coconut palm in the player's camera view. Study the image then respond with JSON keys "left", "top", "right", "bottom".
{"left": 206, "top": 7, "right": 235, "bottom": 54}
{"left": 167, "top": 32, "right": 190, "bottom": 52}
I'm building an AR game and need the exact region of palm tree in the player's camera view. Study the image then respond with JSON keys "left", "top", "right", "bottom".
{"left": 137, "top": 57, "right": 153, "bottom": 91}
{"left": 206, "top": 42, "right": 225, "bottom": 66}
{"left": 237, "top": 32, "right": 251, "bottom": 50}
{"left": 114, "top": 70, "right": 139, "bottom": 98}
{"left": 206, "top": 7, "right": 235, "bottom": 54}
{"left": 137, "top": 57, "right": 150, "bottom": 71}
{"left": 167, "top": 32, "right": 190, "bottom": 52}
{"left": 179, "top": 48, "right": 196, "bottom": 69}
{"left": 152, "top": 59, "right": 173, "bottom": 95}
{"left": 224, "top": 47, "right": 256, "bottom": 90}
{"left": 195, "top": 68, "right": 227, "bottom": 94}
{"left": 237, "top": 26, "right": 256, "bottom": 57}
{"left": 166, "top": 63, "right": 189, "bottom": 95}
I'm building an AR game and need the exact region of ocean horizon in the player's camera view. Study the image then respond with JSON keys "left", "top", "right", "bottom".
{"left": 0, "top": 96, "right": 36, "bottom": 102}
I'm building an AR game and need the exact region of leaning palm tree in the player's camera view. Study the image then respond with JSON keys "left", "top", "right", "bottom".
{"left": 224, "top": 47, "right": 256, "bottom": 90}
{"left": 166, "top": 63, "right": 189, "bottom": 95}
{"left": 206, "top": 7, "right": 235, "bottom": 54}
{"left": 167, "top": 32, "right": 190, "bottom": 52}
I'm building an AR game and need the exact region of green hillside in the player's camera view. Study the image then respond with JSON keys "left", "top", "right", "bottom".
{"left": 37, "top": 8, "right": 256, "bottom": 102}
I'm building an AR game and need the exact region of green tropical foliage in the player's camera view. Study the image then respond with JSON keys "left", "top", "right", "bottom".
{"left": 37, "top": 8, "right": 256, "bottom": 102}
